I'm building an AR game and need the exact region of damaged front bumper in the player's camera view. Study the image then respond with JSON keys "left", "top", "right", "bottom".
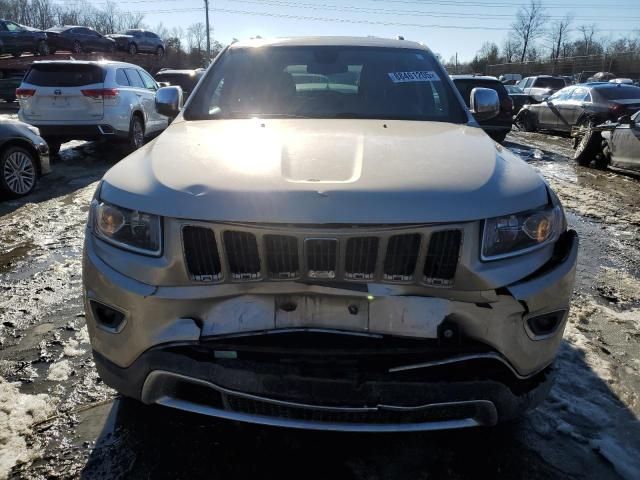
{"left": 83, "top": 230, "right": 578, "bottom": 431}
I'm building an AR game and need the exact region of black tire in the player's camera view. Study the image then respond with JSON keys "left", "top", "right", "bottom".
{"left": 128, "top": 114, "right": 145, "bottom": 151}
{"left": 36, "top": 40, "right": 49, "bottom": 56}
{"left": 45, "top": 139, "right": 62, "bottom": 156}
{"left": 73, "top": 41, "right": 83, "bottom": 54}
{"left": 595, "top": 139, "right": 610, "bottom": 170}
{"left": 573, "top": 118, "right": 601, "bottom": 167}
{"left": 5, "top": 98, "right": 16, "bottom": 103}
{"left": 155, "top": 46, "right": 164, "bottom": 57}
{"left": 128, "top": 43, "right": 138, "bottom": 55}
{"left": 108, "top": 43, "right": 116, "bottom": 53}
{"left": 0, "top": 146, "right": 38, "bottom": 198}
{"left": 49, "top": 48, "right": 56, "bottom": 55}
{"left": 489, "top": 131, "right": 508, "bottom": 143}
{"left": 11, "top": 52, "right": 22, "bottom": 58}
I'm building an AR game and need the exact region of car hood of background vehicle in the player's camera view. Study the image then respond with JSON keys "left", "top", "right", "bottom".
{"left": 100, "top": 119, "right": 549, "bottom": 223}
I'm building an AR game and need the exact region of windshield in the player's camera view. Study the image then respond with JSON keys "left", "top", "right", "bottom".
{"left": 534, "top": 77, "right": 565, "bottom": 89}
{"left": 185, "top": 46, "right": 467, "bottom": 122}
{"left": 505, "top": 85, "right": 524, "bottom": 94}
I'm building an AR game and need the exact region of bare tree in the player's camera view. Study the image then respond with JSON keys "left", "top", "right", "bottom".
{"left": 502, "top": 35, "right": 521, "bottom": 63}
{"left": 548, "top": 16, "right": 571, "bottom": 61}
{"left": 578, "top": 24, "right": 597, "bottom": 56}
{"left": 187, "top": 22, "right": 206, "bottom": 53}
{"left": 512, "top": 0, "right": 547, "bottom": 62}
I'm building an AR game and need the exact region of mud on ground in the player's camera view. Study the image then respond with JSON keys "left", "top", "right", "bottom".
{"left": 1, "top": 123, "right": 639, "bottom": 479}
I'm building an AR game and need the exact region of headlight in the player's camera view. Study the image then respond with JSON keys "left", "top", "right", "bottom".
{"left": 93, "top": 200, "right": 162, "bottom": 256}
{"left": 482, "top": 205, "right": 565, "bottom": 261}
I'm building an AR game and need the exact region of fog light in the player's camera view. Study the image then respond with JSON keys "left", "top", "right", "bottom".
{"left": 526, "top": 310, "right": 565, "bottom": 338}
{"left": 90, "top": 300, "right": 126, "bottom": 332}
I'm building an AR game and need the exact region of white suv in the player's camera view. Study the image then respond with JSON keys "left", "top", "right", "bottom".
{"left": 17, "top": 60, "right": 169, "bottom": 154}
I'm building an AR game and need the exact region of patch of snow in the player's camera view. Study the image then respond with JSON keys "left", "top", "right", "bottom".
{"left": 0, "top": 377, "right": 54, "bottom": 479}
{"left": 47, "top": 360, "right": 72, "bottom": 381}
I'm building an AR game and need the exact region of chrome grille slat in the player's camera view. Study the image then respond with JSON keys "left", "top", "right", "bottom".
{"left": 423, "top": 230, "right": 462, "bottom": 286}
{"left": 383, "top": 234, "right": 421, "bottom": 281}
{"left": 345, "top": 237, "right": 379, "bottom": 280}
{"left": 223, "top": 231, "right": 261, "bottom": 280}
{"left": 306, "top": 239, "right": 338, "bottom": 279}
{"left": 265, "top": 235, "right": 299, "bottom": 279}
{"left": 182, "top": 226, "right": 222, "bottom": 281}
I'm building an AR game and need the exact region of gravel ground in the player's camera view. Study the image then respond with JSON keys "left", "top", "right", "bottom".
{"left": 0, "top": 113, "right": 639, "bottom": 479}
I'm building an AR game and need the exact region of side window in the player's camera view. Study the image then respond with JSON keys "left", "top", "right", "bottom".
{"left": 116, "top": 69, "right": 130, "bottom": 86}
{"left": 125, "top": 68, "right": 145, "bottom": 88}
{"left": 144, "top": 32, "right": 154, "bottom": 38}
{"left": 6, "top": 22, "right": 21, "bottom": 32}
{"left": 138, "top": 70, "right": 158, "bottom": 90}
{"left": 525, "top": 78, "right": 534, "bottom": 88}
{"left": 0, "top": 22, "right": 7, "bottom": 32}
{"left": 570, "top": 87, "right": 589, "bottom": 102}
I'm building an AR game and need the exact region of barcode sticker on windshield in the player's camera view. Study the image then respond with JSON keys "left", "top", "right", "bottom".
{"left": 388, "top": 71, "right": 440, "bottom": 83}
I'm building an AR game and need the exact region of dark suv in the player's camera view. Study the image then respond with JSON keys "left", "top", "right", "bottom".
{"left": 0, "top": 19, "right": 48, "bottom": 57}
{"left": 451, "top": 75, "right": 513, "bottom": 143}
{"left": 107, "top": 29, "right": 164, "bottom": 56}
{"left": 154, "top": 68, "right": 205, "bottom": 98}
{"left": 46, "top": 26, "right": 116, "bottom": 54}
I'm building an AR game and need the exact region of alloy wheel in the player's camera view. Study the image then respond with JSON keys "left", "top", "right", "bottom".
{"left": 3, "top": 150, "right": 36, "bottom": 195}
{"left": 132, "top": 119, "right": 144, "bottom": 149}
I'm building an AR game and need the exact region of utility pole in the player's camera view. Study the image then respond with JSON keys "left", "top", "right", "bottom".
{"left": 204, "top": 0, "right": 211, "bottom": 64}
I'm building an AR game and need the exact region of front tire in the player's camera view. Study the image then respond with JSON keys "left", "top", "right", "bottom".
{"left": 128, "top": 43, "right": 138, "bottom": 55}
{"left": 128, "top": 115, "right": 145, "bottom": 151}
{"left": 573, "top": 118, "right": 601, "bottom": 167}
{"left": 0, "top": 146, "right": 38, "bottom": 198}
{"left": 155, "top": 46, "right": 164, "bottom": 57}
{"left": 73, "top": 41, "right": 83, "bottom": 54}
{"left": 11, "top": 52, "right": 22, "bottom": 58}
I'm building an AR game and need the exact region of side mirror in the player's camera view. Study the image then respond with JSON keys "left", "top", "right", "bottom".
{"left": 155, "top": 86, "right": 183, "bottom": 118}
{"left": 618, "top": 114, "right": 632, "bottom": 125}
{"left": 470, "top": 87, "right": 500, "bottom": 121}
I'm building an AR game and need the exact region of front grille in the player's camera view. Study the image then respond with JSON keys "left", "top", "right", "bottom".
{"left": 264, "top": 235, "right": 299, "bottom": 279}
{"left": 181, "top": 224, "right": 462, "bottom": 286}
{"left": 182, "top": 226, "right": 222, "bottom": 281}
{"left": 423, "top": 230, "right": 462, "bottom": 286}
{"left": 223, "top": 231, "right": 261, "bottom": 280}
{"left": 383, "top": 234, "right": 421, "bottom": 281}
{"left": 345, "top": 237, "right": 379, "bottom": 280}
{"left": 305, "top": 239, "right": 338, "bottom": 279}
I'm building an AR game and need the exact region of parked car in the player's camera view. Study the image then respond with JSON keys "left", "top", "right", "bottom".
{"left": 451, "top": 75, "right": 513, "bottom": 142}
{"left": 498, "top": 73, "right": 522, "bottom": 85}
{"left": 601, "top": 111, "right": 640, "bottom": 173}
{"left": 0, "top": 69, "right": 24, "bottom": 102}
{"left": 515, "top": 83, "right": 640, "bottom": 134}
{"left": 0, "top": 119, "right": 50, "bottom": 198}
{"left": 107, "top": 29, "right": 164, "bottom": 56}
{"left": 0, "top": 19, "right": 48, "bottom": 57}
{"left": 17, "top": 60, "right": 170, "bottom": 154}
{"left": 46, "top": 26, "right": 116, "bottom": 54}
{"left": 83, "top": 37, "right": 578, "bottom": 432}
{"left": 154, "top": 68, "right": 204, "bottom": 99}
{"left": 504, "top": 85, "right": 531, "bottom": 114}
{"left": 516, "top": 75, "right": 566, "bottom": 102}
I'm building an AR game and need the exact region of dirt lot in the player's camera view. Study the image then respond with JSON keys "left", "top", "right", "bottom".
{"left": 1, "top": 106, "right": 639, "bottom": 479}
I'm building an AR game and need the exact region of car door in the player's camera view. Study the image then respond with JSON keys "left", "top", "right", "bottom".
{"left": 86, "top": 29, "right": 103, "bottom": 51}
{"left": 4, "top": 21, "right": 29, "bottom": 51}
{"left": 608, "top": 111, "right": 640, "bottom": 172}
{"left": 138, "top": 69, "right": 168, "bottom": 131}
{"left": 124, "top": 68, "right": 160, "bottom": 132}
{"left": 543, "top": 87, "right": 574, "bottom": 132}
{"left": 556, "top": 87, "right": 590, "bottom": 132}
{"left": 534, "top": 89, "right": 566, "bottom": 130}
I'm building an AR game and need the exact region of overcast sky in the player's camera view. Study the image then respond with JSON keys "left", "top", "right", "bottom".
{"left": 95, "top": 0, "right": 640, "bottom": 61}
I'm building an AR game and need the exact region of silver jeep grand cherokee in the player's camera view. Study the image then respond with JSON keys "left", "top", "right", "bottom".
{"left": 83, "top": 37, "right": 578, "bottom": 432}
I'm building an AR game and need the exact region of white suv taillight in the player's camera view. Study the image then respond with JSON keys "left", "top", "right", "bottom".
{"left": 16, "top": 88, "right": 35, "bottom": 99}
{"left": 81, "top": 88, "right": 119, "bottom": 105}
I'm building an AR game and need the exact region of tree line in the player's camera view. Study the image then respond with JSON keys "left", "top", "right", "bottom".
{"left": 446, "top": 0, "right": 640, "bottom": 77}
{"left": 0, "top": 0, "right": 224, "bottom": 67}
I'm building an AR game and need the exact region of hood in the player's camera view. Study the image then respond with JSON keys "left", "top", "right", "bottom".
{"left": 100, "top": 119, "right": 548, "bottom": 224}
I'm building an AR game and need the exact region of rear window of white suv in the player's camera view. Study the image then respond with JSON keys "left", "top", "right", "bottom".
{"left": 24, "top": 64, "right": 105, "bottom": 87}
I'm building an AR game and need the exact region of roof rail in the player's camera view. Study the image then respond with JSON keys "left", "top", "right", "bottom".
{"left": 397, "top": 35, "right": 405, "bottom": 40}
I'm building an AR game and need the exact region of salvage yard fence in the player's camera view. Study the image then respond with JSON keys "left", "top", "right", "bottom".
{"left": 486, "top": 51, "right": 640, "bottom": 81}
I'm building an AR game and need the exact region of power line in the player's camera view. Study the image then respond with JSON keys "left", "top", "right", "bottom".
{"left": 229, "top": 0, "right": 640, "bottom": 22}
{"left": 365, "top": 0, "right": 640, "bottom": 10}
